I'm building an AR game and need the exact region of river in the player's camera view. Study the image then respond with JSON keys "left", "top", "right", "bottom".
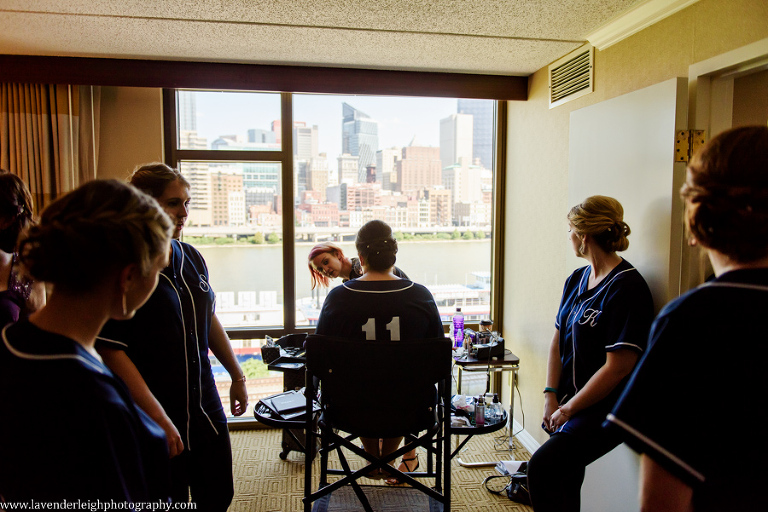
{"left": 196, "top": 239, "right": 491, "bottom": 324}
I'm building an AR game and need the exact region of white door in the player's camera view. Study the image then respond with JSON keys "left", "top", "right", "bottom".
{"left": 568, "top": 77, "right": 689, "bottom": 512}
{"left": 569, "top": 77, "right": 689, "bottom": 311}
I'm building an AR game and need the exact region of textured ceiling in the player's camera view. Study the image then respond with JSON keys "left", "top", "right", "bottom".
{"left": 0, "top": 0, "right": 644, "bottom": 75}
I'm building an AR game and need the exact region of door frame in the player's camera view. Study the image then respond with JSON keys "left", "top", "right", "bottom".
{"left": 681, "top": 37, "right": 768, "bottom": 289}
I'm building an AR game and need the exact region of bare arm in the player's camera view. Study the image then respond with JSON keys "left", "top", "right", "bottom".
{"left": 639, "top": 455, "right": 693, "bottom": 512}
{"left": 208, "top": 314, "right": 249, "bottom": 416}
{"left": 98, "top": 347, "right": 184, "bottom": 458}
{"left": 543, "top": 329, "right": 561, "bottom": 431}
{"left": 551, "top": 348, "right": 638, "bottom": 428}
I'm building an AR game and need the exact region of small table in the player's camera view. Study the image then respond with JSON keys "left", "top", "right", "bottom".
{"left": 453, "top": 351, "right": 520, "bottom": 453}
{"left": 449, "top": 409, "right": 508, "bottom": 467}
{"left": 265, "top": 356, "right": 308, "bottom": 459}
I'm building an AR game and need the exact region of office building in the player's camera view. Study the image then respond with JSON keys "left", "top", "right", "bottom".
{"left": 337, "top": 153, "right": 359, "bottom": 186}
{"left": 439, "top": 113, "right": 473, "bottom": 169}
{"left": 396, "top": 139, "right": 441, "bottom": 193}
{"left": 458, "top": 99, "right": 494, "bottom": 170}
{"left": 342, "top": 103, "right": 379, "bottom": 183}
{"left": 376, "top": 147, "right": 401, "bottom": 191}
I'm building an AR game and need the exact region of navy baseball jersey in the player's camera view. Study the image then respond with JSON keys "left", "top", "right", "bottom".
{"left": 97, "top": 239, "right": 225, "bottom": 449}
{"left": 0, "top": 321, "right": 170, "bottom": 501}
{"left": 607, "top": 268, "right": 768, "bottom": 512}
{"left": 315, "top": 279, "right": 443, "bottom": 341}
{"left": 555, "top": 258, "right": 653, "bottom": 432}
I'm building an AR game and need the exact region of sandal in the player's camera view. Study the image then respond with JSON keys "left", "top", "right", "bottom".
{"left": 385, "top": 456, "right": 419, "bottom": 485}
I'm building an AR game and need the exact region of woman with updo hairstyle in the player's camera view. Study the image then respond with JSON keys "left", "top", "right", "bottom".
{"left": 315, "top": 219, "right": 443, "bottom": 484}
{"left": 608, "top": 126, "right": 768, "bottom": 512}
{"left": 0, "top": 179, "right": 173, "bottom": 501}
{"left": 0, "top": 171, "right": 45, "bottom": 325}
{"left": 527, "top": 195, "right": 654, "bottom": 512}
{"left": 96, "top": 162, "right": 247, "bottom": 511}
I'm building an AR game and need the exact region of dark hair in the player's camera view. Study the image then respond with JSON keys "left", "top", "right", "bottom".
{"left": 0, "top": 171, "right": 34, "bottom": 253}
{"left": 567, "top": 195, "right": 630, "bottom": 253}
{"left": 129, "top": 162, "right": 190, "bottom": 199}
{"left": 355, "top": 220, "right": 398, "bottom": 272}
{"left": 681, "top": 125, "right": 768, "bottom": 262}
{"left": 19, "top": 179, "right": 173, "bottom": 292}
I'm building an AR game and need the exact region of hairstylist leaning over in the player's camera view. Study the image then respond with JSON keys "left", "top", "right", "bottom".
{"left": 527, "top": 195, "right": 654, "bottom": 512}
{"left": 96, "top": 163, "right": 248, "bottom": 510}
{"left": 0, "top": 179, "right": 173, "bottom": 500}
{"left": 308, "top": 241, "right": 409, "bottom": 289}
{"left": 607, "top": 126, "right": 768, "bottom": 512}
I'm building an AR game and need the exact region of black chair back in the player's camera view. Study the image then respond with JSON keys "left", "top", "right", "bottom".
{"left": 305, "top": 334, "right": 451, "bottom": 438}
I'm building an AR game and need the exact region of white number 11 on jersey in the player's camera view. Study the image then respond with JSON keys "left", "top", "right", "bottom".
{"left": 361, "top": 317, "right": 401, "bottom": 341}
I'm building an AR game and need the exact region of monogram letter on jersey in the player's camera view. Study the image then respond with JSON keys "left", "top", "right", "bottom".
{"left": 579, "top": 308, "right": 602, "bottom": 326}
{"left": 361, "top": 317, "right": 401, "bottom": 340}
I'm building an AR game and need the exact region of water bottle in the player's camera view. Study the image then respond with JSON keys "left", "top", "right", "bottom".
{"left": 484, "top": 393, "right": 495, "bottom": 421}
{"left": 452, "top": 307, "right": 464, "bottom": 349}
{"left": 492, "top": 393, "right": 503, "bottom": 422}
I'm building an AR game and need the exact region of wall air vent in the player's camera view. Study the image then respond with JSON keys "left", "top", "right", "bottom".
{"left": 549, "top": 46, "right": 594, "bottom": 108}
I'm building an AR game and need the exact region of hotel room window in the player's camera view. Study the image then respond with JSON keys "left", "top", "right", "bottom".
{"left": 168, "top": 90, "right": 498, "bottom": 415}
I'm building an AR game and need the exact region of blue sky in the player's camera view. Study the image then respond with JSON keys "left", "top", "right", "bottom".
{"left": 191, "top": 91, "right": 464, "bottom": 158}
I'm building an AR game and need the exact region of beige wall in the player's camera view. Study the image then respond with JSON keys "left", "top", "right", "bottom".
{"left": 503, "top": 0, "right": 768, "bottom": 447}
{"left": 97, "top": 86, "right": 164, "bottom": 181}
{"left": 733, "top": 69, "right": 768, "bottom": 127}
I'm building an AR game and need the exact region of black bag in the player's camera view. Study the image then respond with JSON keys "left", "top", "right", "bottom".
{"left": 482, "top": 461, "right": 530, "bottom": 505}
{"left": 506, "top": 469, "right": 531, "bottom": 505}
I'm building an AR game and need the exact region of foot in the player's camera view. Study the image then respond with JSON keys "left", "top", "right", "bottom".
{"left": 366, "top": 469, "right": 383, "bottom": 479}
{"left": 385, "top": 456, "right": 419, "bottom": 485}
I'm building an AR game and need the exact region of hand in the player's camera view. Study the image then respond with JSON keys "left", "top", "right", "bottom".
{"left": 230, "top": 379, "right": 249, "bottom": 416}
{"left": 158, "top": 416, "right": 184, "bottom": 458}
{"left": 550, "top": 405, "right": 572, "bottom": 431}
{"left": 543, "top": 394, "right": 559, "bottom": 432}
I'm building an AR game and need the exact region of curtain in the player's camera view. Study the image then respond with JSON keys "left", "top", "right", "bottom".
{"left": 0, "top": 83, "right": 101, "bottom": 214}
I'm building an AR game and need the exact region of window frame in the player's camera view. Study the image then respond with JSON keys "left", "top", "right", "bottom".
{"left": 163, "top": 89, "right": 506, "bottom": 339}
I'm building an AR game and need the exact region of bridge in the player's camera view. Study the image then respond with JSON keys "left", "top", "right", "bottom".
{"left": 183, "top": 225, "right": 491, "bottom": 242}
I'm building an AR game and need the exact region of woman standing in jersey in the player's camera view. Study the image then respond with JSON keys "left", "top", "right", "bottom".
{"left": 607, "top": 126, "right": 768, "bottom": 512}
{"left": 0, "top": 171, "right": 45, "bottom": 326}
{"left": 0, "top": 179, "right": 172, "bottom": 500}
{"left": 96, "top": 163, "right": 248, "bottom": 511}
{"left": 315, "top": 219, "right": 443, "bottom": 484}
{"left": 308, "top": 241, "right": 409, "bottom": 289}
{"left": 527, "top": 195, "right": 654, "bottom": 512}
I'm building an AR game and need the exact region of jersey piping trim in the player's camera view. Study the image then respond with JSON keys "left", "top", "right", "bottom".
{"left": 342, "top": 281, "right": 415, "bottom": 293}
{"left": 605, "top": 341, "right": 643, "bottom": 351}
{"left": 606, "top": 413, "right": 705, "bottom": 483}
{"left": 2, "top": 325, "right": 108, "bottom": 375}
{"left": 700, "top": 281, "right": 768, "bottom": 292}
{"left": 164, "top": 239, "right": 194, "bottom": 448}
{"left": 94, "top": 335, "right": 128, "bottom": 348}
{"left": 178, "top": 243, "right": 219, "bottom": 437}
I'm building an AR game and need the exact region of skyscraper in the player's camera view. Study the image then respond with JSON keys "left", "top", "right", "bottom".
{"left": 294, "top": 124, "right": 318, "bottom": 161}
{"left": 396, "top": 138, "right": 442, "bottom": 193}
{"left": 342, "top": 103, "right": 379, "bottom": 183}
{"left": 178, "top": 90, "right": 197, "bottom": 132}
{"left": 457, "top": 99, "right": 494, "bottom": 170}
{"left": 439, "top": 113, "right": 473, "bottom": 170}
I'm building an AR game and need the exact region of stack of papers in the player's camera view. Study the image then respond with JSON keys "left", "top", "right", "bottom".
{"left": 495, "top": 460, "right": 525, "bottom": 476}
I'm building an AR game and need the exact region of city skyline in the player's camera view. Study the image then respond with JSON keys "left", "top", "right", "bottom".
{"left": 191, "top": 91, "right": 461, "bottom": 158}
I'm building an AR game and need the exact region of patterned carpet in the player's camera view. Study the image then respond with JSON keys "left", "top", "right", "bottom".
{"left": 229, "top": 428, "right": 532, "bottom": 512}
